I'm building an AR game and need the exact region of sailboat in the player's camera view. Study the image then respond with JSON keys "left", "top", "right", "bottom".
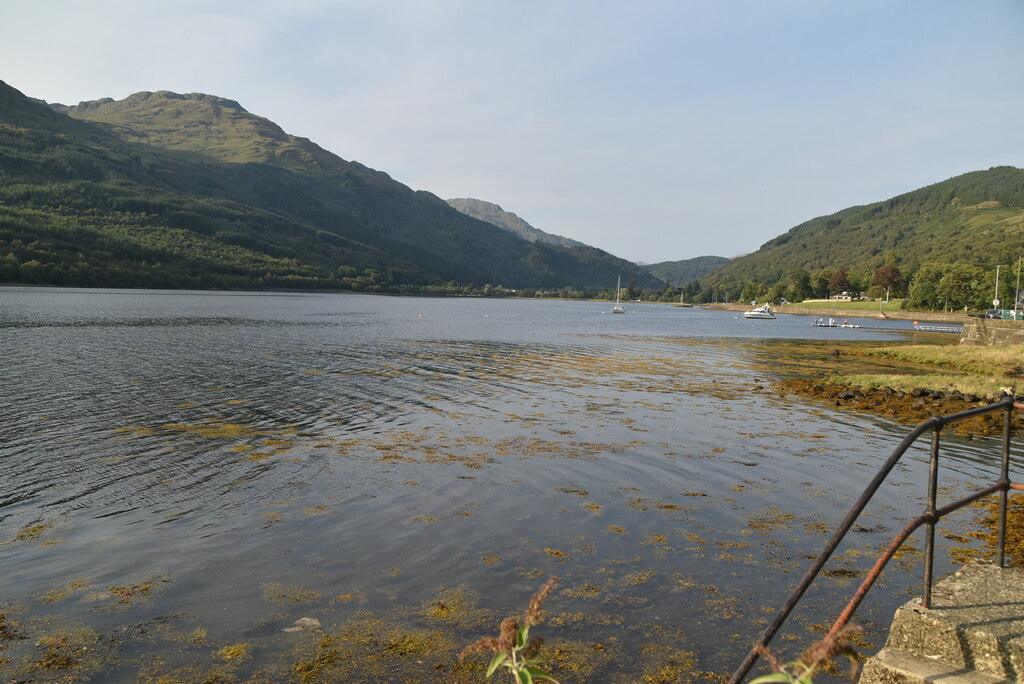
{"left": 612, "top": 276, "right": 625, "bottom": 313}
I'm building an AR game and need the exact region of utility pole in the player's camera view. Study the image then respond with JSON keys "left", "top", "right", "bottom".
{"left": 993, "top": 264, "right": 1001, "bottom": 310}
{"left": 1016, "top": 255, "right": 1022, "bottom": 319}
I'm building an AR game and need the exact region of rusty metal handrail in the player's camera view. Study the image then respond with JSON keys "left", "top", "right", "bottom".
{"left": 730, "top": 394, "right": 1022, "bottom": 683}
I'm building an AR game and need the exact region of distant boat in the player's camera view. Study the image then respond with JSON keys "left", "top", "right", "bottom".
{"left": 743, "top": 303, "right": 774, "bottom": 319}
{"left": 813, "top": 317, "right": 859, "bottom": 328}
{"left": 612, "top": 276, "right": 625, "bottom": 313}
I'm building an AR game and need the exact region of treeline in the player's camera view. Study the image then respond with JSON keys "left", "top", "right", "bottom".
{"left": 8, "top": 218, "right": 1016, "bottom": 311}
{"left": 0, "top": 211, "right": 684, "bottom": 301}
{"left": 680, "top": 258, "right": 1023, "bottom": 312}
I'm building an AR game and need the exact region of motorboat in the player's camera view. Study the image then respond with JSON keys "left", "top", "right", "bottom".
{"left": 743, "top": 304, "right": 775, "bottom": 319}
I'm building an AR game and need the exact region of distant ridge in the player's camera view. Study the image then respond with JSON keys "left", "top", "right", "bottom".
{"left": 645, "top": 256, "right": 730, "bottom": 285}
{"left": 446, "top": 198, "right": 585, "bottom": 249}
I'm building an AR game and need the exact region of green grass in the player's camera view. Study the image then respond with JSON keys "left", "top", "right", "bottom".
{"left": 863, "top": 344, "right": 1024, "bottom": 375}
{"left": 826, "top": 373, "right": 1016, "bottom": 397}
{"left": 829, "top": 343, "right": 1024, "bottom": 397}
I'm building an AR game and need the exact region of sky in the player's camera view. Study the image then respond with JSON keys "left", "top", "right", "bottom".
{"left": 1, "top": 0, "right": 1022, "bottom": 264}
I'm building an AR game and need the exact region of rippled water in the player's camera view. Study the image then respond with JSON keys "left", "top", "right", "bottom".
{"left": 0, "top": 288, "right": 1006, "bottom": 682}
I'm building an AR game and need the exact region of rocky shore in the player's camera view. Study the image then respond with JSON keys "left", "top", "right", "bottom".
{"left": 778, "top": 378, "right": 1023, "bottom": 436}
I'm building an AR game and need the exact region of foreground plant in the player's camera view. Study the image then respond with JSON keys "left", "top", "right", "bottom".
{"left": 458, "top": 576, "right": 560, "bottom": 684}
{"left": 751, "top": 624, "right": 862, "bottom": 683}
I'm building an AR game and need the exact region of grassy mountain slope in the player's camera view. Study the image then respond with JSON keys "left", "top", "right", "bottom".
{"left": 701, "top": 166, "right": 1024, "bottom": 288}
{"left": 0, "top": 82, "right": 663, "bottom": 291}
{"left": 54, "top": 91, "right": 386, "bottom": 179}
{"left": 644, "top": 256, "right": 730, "bottom": 285}
{"left": 2, "top": 86, "right": 355, "bottom": 289}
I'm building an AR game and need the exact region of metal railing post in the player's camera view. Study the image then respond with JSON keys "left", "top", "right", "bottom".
{"left": 922, "top": 424, "right": 941, "bottom": 609}
{"left": 730, "top": 395, "right": 1020, "bottom": 682}
{"left": 997, "top": 401, "right": 1013, "bottom": 568}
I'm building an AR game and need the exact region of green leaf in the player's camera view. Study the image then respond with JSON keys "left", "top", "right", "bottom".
{"left": 517, "top": 668, "right": 534, "bottom": 684}
{"left": 485, "top": 652, "right": 508, "bottom": 678}
{"left": 515, "top": 625, "right": 529, "bottom": 650}
{"left": 749, "top": 674, "right": 796, "bottom": 683}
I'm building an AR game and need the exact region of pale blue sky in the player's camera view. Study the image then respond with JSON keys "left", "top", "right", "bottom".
{"left": 2, "top": 0, "right": 1022, "bottom": 263}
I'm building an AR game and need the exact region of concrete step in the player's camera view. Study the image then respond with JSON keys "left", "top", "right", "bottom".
{"left": 859, "top": 562, "right": 1024, "bottom": 683}
{"left": 860, "top": 647, "right": 1011, "bottom": 683}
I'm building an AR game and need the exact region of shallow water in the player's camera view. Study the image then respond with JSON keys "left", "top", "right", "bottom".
{"left": 0, "top": 288, "right": 1009, "bottom": 682}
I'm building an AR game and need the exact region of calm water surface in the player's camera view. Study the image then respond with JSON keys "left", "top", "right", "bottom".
{"left": 0, "top": 288, "right": 1003, "bottom": 682}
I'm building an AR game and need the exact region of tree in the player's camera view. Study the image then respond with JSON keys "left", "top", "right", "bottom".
{"left": 906, "top": 262, "right": 947, "bottom": 309}
{"left": 828, "top": 267, "right": 852, "bottom": 297}
{"left": 658, "top": 285, "right": 680, "bottom": 303}
{"left": 680, "top": 280, "right": 701, "bottom": 303}
{"left": 872, "top": 263, "right": 906, "bottom": 297}
{"left": 936, "top": 263, "right": 985, "bottom": 310}
{"left": 811, "top": 269, "right": 831, "bottom": 299}
{"left": 766, "top": 283, "right": 786, "bottom": 304}
{"left": 784, "top": 269, "right": 812, "bottom": 302}
{"left": 740, "top": 281, "right": 766, "bottom": 304}
{"left": 850, "top": 269, "right": 873, "bottom": 294}
{"left": 719, "top": 280, "right": 745, "bottom": 303}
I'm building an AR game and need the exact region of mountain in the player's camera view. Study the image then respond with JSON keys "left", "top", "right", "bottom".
{"left": 0, "top": 82, "right": 663, "bottom": 291}
{"left": 51, "top": 91, "right": 381, "bottom": 176}
{"left": 644, "top": 256, "right": 730, "bottom": 285}
{"left": 446, "top": 198, "right": 586, "bottom": 249}
{"left": 699, "top": 166, "right": 1024, "bottom": 291}
{"left": 444, "top": 197, "right": 662, "bottom": 291}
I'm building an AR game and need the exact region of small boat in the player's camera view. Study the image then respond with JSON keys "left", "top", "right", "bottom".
{"left": 611, "top": 276, "right": 625, "bottom": 314}
{"left": 813, "top": 317, "right": 860, "bottom": 328}
{"left": 743, "top": 303, "right": 774, "bottom": 319}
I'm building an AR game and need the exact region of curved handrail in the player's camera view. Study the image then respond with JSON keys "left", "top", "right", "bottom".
{"left": 730, "top": 394, "right": 1022, "bottom": 683}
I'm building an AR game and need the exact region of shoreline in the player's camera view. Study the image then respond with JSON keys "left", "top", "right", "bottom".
{"left": 776, "top": 378, "right": 1022, "bottom": 436}
{"left": 704, "top": 302, "right": 969, "bottom": 324}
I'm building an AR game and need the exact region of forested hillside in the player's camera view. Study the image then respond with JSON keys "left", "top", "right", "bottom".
{"left": 687, "top": 166, "right": 1024, "bottom": 310}
{"left": 0, "top": 82, "right": 662, "bottom": 292}
{"left": 644, "top": 256, "right": 730, "bottom": 285}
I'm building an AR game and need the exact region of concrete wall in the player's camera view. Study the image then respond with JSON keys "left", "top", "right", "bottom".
{"left": 960, "top": 318, "right": 1024, "bottom": 346}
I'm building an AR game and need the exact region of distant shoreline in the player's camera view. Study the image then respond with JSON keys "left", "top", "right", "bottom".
{"left": 704, "top": 302, "right": 969, "bottom": 324}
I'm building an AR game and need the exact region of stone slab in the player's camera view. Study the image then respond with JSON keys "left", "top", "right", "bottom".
{"left": 860, "top": 647, "right": 1011, "bottom": 683}
{"left": 860, "top": 562, "right": 1024, "bottom": 682}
